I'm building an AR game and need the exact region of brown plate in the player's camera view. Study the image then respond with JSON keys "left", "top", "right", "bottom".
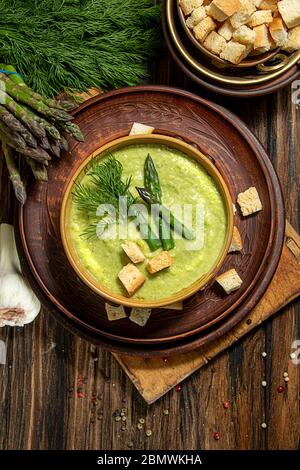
{"left": 164, "top": 1, "right": 300, "bottom": 97}
{"left": 16, "top": 86, "right": 285, "bottom": 354}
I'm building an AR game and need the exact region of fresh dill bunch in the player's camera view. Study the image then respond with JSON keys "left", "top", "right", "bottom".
{"left": 73, "top": 155, "right": 135, "bottom": 215}
{"left": 0, "top": 0, "right": 162, "bottom": 97}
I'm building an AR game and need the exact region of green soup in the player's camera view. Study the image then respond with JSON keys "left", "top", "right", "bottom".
{"left": 68, "top": 144, "right": 227, "bottom": 300}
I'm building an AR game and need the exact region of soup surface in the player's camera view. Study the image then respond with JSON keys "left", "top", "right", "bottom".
{"left": 67, "top": 144, "right": 227, "bottom": 300}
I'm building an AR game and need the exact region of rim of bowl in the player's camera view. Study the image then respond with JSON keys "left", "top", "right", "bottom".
{"left": 60, "top": 134, "right": 234, "bottom": 308}
{"left": 176, "top": 0, "right": 280, "bottom": 69}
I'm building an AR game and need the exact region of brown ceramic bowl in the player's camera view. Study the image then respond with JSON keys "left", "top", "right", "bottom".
{"left": 176, "top": 0, "right": 280, "bottom": 69}
{"left": 60, "top": 134, "right": 234, "bottom": 309}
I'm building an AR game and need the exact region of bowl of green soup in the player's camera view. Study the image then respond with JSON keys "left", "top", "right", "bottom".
{"left": 61, "top": 134, "right": 233, "bottom": 308}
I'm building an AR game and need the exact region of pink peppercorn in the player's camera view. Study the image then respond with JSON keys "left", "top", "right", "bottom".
{"left": 214, "top": 432, "right": 221, "bottom": 441}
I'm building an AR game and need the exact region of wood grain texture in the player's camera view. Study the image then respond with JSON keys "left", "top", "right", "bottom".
{"left": 0, "top": 0, "right": 299, "bottom": 449}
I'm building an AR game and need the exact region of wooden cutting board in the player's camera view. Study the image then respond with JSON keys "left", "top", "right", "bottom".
{"left": 113, "top": 221, "right": 300, "bottom": 404}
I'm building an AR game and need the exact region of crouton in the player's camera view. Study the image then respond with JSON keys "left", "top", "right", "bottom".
{"left": 194, "top": 16, "right": 216, "bottom": 42}
{"left": 248, "top": 10, "right": 273, "bottom": 27}
{"left": 180, "top": 0, "right": 204, "bottom": 16}
{"left": 233, "top": 25, "right": 256, "bottom": 45}
{"left": 121, "top": 241, "right": 145, "bottom": 264}
{"left": 129, "top": 122, "right": 154, "bottom": 135}
{"left": 118, "top": 263, "right": 145, "bottom": 296}
{"left": 105, "top": 304, "right": 127, "bottom": 321}
{"left": 269, "top": 16, "right": 288, "bottom": 46}
{"left": 282, "top": 25, "right": 300, "bottom": 51}
{"left": 147, "top": 251, "right": 173, "bottom": 274}
{"left": 253, "top": 23, "right": 272, "bottom": 51}
{"left": 230, "top": 0, "right": 256, "bottom": 29}
{"left": 220, "top": 41, "right": 249, "bottom": 64}
{"left": 218, "top": 19, "right": 235, "bottom": 40}
{"left": 228, "top": 226, "right": 243, "bottom": 253}
{"left": 203, "top": 31, "right": 227, "bottom": 54}
{"left": 208, "top": 0, "right": 241, "bottom": 22}
{"left": 278, "top": 0, "right": 300, "bottom": 28}
{"left": 129, "top": 308, "right": 152, "bottom": 327}
{"left": 186, "top": 16, "right": 195, "bottom": 29}
{"left": 237, "top": 186, "right": 263, "bottom": 216}
{"left": 191, "top": 6, "right": 207, "bottom": 25}
{"left": 258, "top": 0, "right": 278, "bottom": 12}
{"left": 216, "top": 269, "right": 243, "bottom": 294}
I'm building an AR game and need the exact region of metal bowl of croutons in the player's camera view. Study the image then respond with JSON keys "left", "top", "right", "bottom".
{"left": 170, "top": 0, "right": 300, "bottom": 91}
{"left": 177, "top": 0, "right": 283, "bottom": 68}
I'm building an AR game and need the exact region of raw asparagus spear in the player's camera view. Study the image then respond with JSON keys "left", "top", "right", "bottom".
{"left": 20, "top": 129, "right": 37, "bottom": 148}
{"left": 0, "top": 121, "right": 27, "bottom": 149}
{"left": 0, "top": 74, "right": 73, "bottom": 122}
{"left": 39, "top": 136, "right": 51, "bottom": 150}
{"left": 59, "top": 122, "right": 84, "bottom": 142}
{"left": 1, "top": 91, "right": 46, "bottom": 138}
{"left": 0, "top": 105, "right": 28, "bottom": 133}
{"left": 58, "top": 136, "right": 69, "bottom": 152}
{"left": 49, "top": 139, "right": 61, "bottom": 158}
{"left": 0, "top": 65, "right": 76, "bottom": 112}
{"left": 26, "top": 158, "right": 48, "bottom": 182}
{"left": 2, "top": 143, "right": 26, "bottom": 204}
{"left": 34, "top": 114, "right": 61, "bottom": 140}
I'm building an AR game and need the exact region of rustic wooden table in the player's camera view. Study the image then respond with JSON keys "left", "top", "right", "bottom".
{"left": 0, "top": 30, "right": 299, "bottom": 451}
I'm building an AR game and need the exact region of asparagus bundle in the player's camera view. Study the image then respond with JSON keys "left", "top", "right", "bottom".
{"left": 0, "top": 66, "right": 84, "bottom": 204}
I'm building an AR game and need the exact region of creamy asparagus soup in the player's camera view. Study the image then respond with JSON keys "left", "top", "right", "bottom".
{"left": 67, "top": 144, "right": 227, "bottom": 300}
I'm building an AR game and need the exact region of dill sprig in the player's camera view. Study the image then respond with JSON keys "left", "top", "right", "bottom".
{"left": 73, "top": 155, "right": 135, "bottom": 215}
{"left": 72, "top": 155, "right": 161, "bottom": 250}
{"left": 0, "top": 0, "right": 162, "bottom": 97}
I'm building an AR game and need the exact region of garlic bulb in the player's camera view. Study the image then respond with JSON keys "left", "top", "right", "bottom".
{"left": 0, "top": 224, "right": 41, "bottom": 327}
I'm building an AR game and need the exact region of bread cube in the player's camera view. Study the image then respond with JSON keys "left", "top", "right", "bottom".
{"left": 194, "top": 16, "right": 216, "bottom": 42}
{"left": 147, "top": 251, "right": 173, "bottom": 274}
{"left": 129, "top": 308, "right": 152, "bottom": 327}
{"left": 180, "top": 0, "right": 204, "bottom": 16}
{"left": 129, "top": 122, "right": 154, "bottom": 135}
{"left": 216, "top": 269, "right": 243, "bottom": 294}
{"left": 233, "top": 25, "right": 256, "bottom": 45}
{"left": 186, "top": 16, "right": 195, "bottom": 29}
{"left": 191, "top": 6, "right": 207, "bottom": 25}
{"left": 253, "top": 23, "right": 272, "bottom": 51}
{"left": 228, "top": 226, "right": 243, "bottom": 253}
{"left": 269, "top": 16, "right": 288, "bottom": 46}
{"left": 218, "top": 19, "right": 235, "bottom": 40}
{"left": 248, "top": 10, "right": 273, "bottom": 27}
{"left": 203, "top": 31, "right": 227, "bottom": 54}
{"left": 121, "top": 241, "right": 145, "bottom": 264}
{"left": 105, "top": 304, "right": 127, "bottom": 321}
{"left": 118, "top": 263, "right": 145, "bottom": 296}
{"left": 258, "top": 0, "right": 278, "bottom": 12}
{"left": 282, "top": 25, "right": 300, "bottom": 51}
{"left": 237, "top": 186, "right": 263, "bottom": 216}
{"left": 230, "top": 0, "right": 256, "bottom": 29}
{"left": 208, "top": 0, "right": 241, "bottom": 22}
{"left": 220, "top": 41, "right": 249, "bottom": 64}
{"left": 278, "top": 0, "right": 300, "bottom": 28}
